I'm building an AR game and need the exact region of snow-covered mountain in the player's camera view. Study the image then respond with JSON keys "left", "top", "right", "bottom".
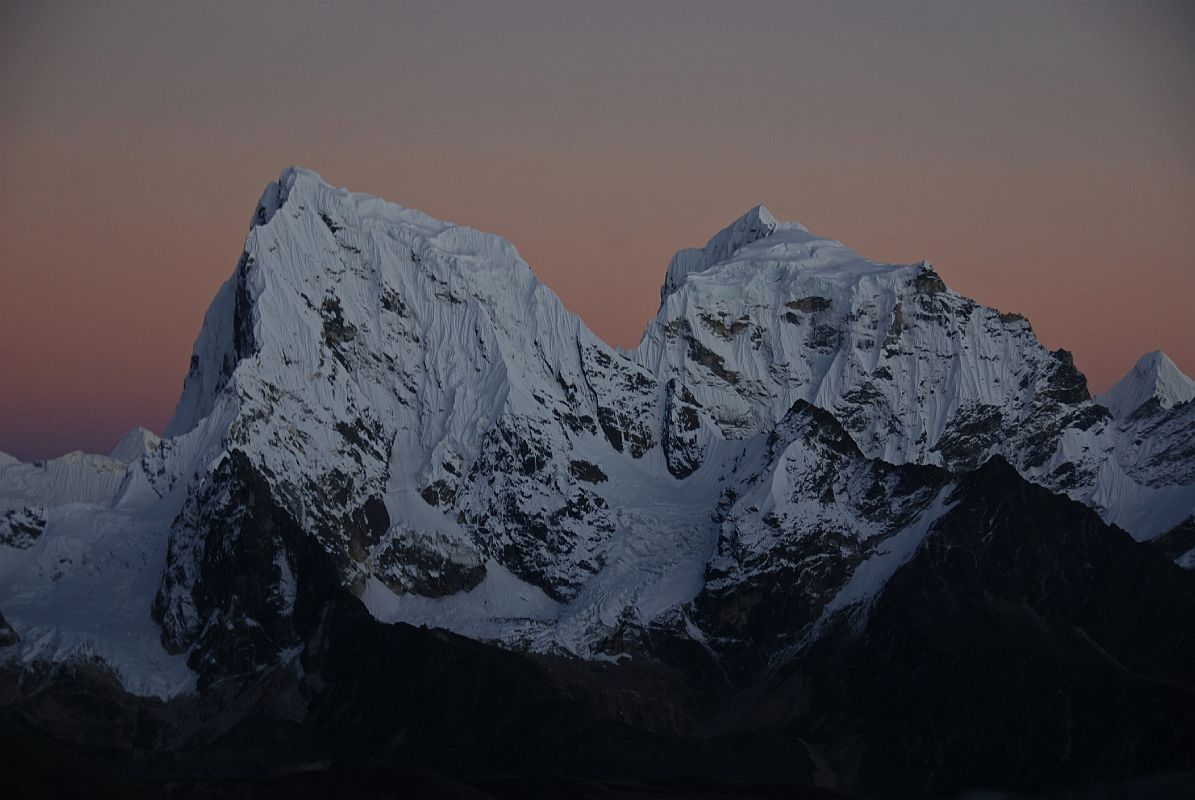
{"left": 1, "top": 167, "right": 1192, "bottom": 700}
{"left": 108, "top": 426, "right": 162, "bottom": 464}
{"left": 1098, "top": 350, "right": 1195, "bottom": 419}
{"left": 637, "top": 206, "right": 1195, "bottom": 541}
{"left": 0, "top": 436, "right": 144, "bottom": 550}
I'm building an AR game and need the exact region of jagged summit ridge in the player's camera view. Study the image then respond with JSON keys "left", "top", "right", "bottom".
{"left": 660, "top": 204, "right": 781, "bottom": 302}
{"left": 151, "top": 166, "right": 685, "bottom": 671}
{"left": 1099, "top": 350, "right": 1195, "bottom": 418}
{"left": 150, "top": 168, "right": 1195, "bottom": 661}
{"left": 167, "top": 166, "right": 561, "bottom": 436}
{"left": 2, "top": 168, "right": 1193, "bottom": 702}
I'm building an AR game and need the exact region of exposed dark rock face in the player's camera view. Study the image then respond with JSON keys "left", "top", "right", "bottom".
{"left": 0, "top": 610, "right": 17, "bottom": 649}
{"left": 931, "top": 403, "right": 1004, "bottom": 469}
{"left": 0, "top": 506, "right": 45, "bottom": 549}
{"left": 372, "top": 529, "right": 487, "bottom": 597}
{"left": 152, "top": 451, "right": 309, "bottom": 689}
{"left": 758, "top": 458, "right": 1195, "bottom": 798}
{"left": 912, "top": 263, "right": 947, "bottom": 293}
{"left": 685, "top": 330, "right": 741, "bottom": 386}
{"left": 580, "top": 344, "right": 658, "bottom": 459}
{"left": 1041, "top": 348, "right": 1092, "bottom": 404}
{"left": 231, "top": 252, "right": 258, "bottom": 366}
{"left": 1154, "top": 516, "right": 1195, "bottom": 564}
{"left": 661, "top": 379, "right": 706, "bottom": 479}
{"left": 699, "top": 312, "right": 750, "bottom": 339}
{"left": 787, "top": 296, "right": 833, "bottom": 314}
{"left": 1118, "top": 399, "right": 1195, "bottom": 489}
{"left": 459, "top": 417, "right": 617, "bottom": 601}
{"left": 694, "top": 401, "right": 952, "bottom": 682}
{"left": 568, "top": 459, "right": 608, "bottom": 483}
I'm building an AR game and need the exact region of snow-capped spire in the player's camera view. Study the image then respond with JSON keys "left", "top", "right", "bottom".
{"left": 660, "top": 205, "right": 781, "bottom": 302}
{"left": 250, "top": 166, "right": 325, "bottom": 228}
{"left": 1098, "top": 350, "right": 1195, "bottom": 418}
{"left": 109, "top": 427, "right": 161, "bottom": 464}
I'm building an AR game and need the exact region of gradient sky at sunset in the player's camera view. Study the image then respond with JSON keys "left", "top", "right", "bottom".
{"left": 2, "top": 1, "right": 1193, "bottom": 460}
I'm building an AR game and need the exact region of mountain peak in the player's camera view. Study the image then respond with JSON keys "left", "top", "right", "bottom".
{"left": 251, "top": 166, "right": 323, "bottom": 228}
{"left": 109, "top": 427, "right": 161, "bottom": 464}
{"left": 739, "top": 203, "right": 778, "bottom": 229}
{"left": 660, "top": 205, "right": 783, "bottom": 302}
{"left": 1099, "top": 350, "right": 1195, "bottom": 418}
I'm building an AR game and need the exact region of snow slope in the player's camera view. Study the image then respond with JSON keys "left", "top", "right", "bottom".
{"left": 0, "top": 431, "right": 191, "bottom": 698}
{"left": 2, "top": 168, "right": 1192, "bottom": 697}
{"left": 1098, "top": 350, "right": 1195, "bottom": 419}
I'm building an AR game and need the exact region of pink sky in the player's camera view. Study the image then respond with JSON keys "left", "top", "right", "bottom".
{"left": 2, "top": 1, "right": 1192, "bottom": 460}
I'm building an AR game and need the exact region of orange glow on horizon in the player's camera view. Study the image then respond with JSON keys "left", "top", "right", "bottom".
{"left": 2, "top": 1, "right": 1192, "bottom": 459}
